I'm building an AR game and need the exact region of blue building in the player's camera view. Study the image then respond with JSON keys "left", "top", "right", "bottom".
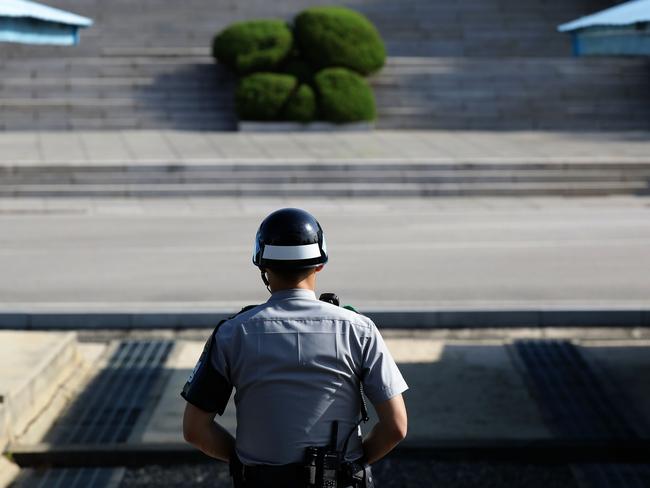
{"left": 558, "top": 0, "right": 650, "bottom": 56}
{"left": 0, "top": 0, "right": 92, "bottom": 46}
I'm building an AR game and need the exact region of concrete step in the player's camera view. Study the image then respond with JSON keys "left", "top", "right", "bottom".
{"left": 0, "top": 119, "right": 237, "bottom": 131}
{"left": 3, "top": 169, "right": 650, "bottom": 185}
{"left": 0, "top": 0, "right": 645, "bottom": 130}
{"left": 0, "top": 0, "right": 615, "bottom": 58}
{"left": 1, "top": 180, "right": 647, "bottom": 198}
{"left": 4, "top": 161, "right": 650, "bottom": 172}
{"left": 1, "top": 54, "right": 646, "bottom": 130}
{"left": 370, "top": 56, "right": 650, "bottom": 130}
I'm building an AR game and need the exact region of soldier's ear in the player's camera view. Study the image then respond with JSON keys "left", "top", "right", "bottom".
{"left": 315, "top": 264, "right": 324, "bottom": 273}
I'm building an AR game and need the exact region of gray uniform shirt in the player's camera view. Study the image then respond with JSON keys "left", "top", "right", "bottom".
{"left": 210, "top": 288, "right": 408, "bottom": 465}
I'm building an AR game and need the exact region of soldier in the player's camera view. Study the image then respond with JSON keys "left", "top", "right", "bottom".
{"left": 182, "top": 208, "right": 408, "bottom": 487}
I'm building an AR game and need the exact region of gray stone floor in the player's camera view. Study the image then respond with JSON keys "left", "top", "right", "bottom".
{"left": 1, "top": 130, "right": 649, "bottom": 166}
{"left": 0, "top": 195, "right": 649, "bottom": 311}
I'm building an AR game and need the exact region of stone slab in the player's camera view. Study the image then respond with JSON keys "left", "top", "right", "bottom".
{"left": 0, "top": 331, "right": 79, "bottom": 441}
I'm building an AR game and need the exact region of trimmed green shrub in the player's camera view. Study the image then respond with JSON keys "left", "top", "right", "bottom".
{"left": 294, "top": 6, "right": 386, "bottom": 75}
{"left": 236, "top": 72, "right": 293, "bottom": 120}
{"left": 236, "top": 72, "right": 316, "bottom": 122}
{"left": 314, "top": 67, "right": 376, "bottom": 123}
{"left": 281, "top": 57, "right": 315, "bottom": 84}
{"left": 212, "top": 20, "right": 293, "bottom": 74}
{"left": 283, "top": 84, "right": 316, "bottom": 122}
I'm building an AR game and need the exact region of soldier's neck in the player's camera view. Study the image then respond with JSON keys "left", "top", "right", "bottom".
{"left": 269, "top": 277, "right": 317, "bottom": 293}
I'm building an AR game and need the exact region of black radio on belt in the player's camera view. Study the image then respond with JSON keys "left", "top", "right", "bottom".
{"left": 304, "top": 420, "right": 342, "bottom": 488}
{"left": 308, "top": 293, "right": 373, "bottom": 488}
{"left": 304, "top": 445, "right": 339, "bottom": 488}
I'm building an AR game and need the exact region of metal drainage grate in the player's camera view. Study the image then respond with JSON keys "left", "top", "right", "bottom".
{"left": 512, "top": 340, "right": 650, "bottom": 488}
{"left": 574, "top": 463, "right": 650, "bottom": 488}
{"left": 512, "top": 339, "right": 643, "bottom": 439}
{"left": 14, "top": 340, "right": 173, "bottom": 488}
{"left": 14, "top": 467, "right": 124, "bottom": 488}
{"left": 46, "top": 339, "right": 173, "bottom": 445}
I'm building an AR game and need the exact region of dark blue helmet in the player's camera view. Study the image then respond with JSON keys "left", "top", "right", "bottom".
{"left": 252, "top": 208, "right": 328, "bottom": 270}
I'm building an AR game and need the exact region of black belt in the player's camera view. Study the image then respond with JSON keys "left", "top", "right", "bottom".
{"left": 243, "top": 463, "right": 305, "bottom": 485}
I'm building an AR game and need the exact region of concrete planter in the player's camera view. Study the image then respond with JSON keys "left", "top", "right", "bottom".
{"left": 238, "top": 121, "right": 374, "bottom": 132}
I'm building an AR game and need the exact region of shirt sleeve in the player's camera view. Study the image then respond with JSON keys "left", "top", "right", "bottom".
{"left": 180, "top": 326, "right": 233, "bottom": 415}
{"left": 360, "top": 322, "right": 409, "bottom": 405}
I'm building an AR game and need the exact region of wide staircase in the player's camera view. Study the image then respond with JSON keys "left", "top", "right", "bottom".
{"left": 0, "top": 0, "right": 648, "bottom": 130}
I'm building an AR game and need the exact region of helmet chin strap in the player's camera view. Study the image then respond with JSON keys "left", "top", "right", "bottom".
{"left": 260, "top": 269, "right": 272, "bottom": 294}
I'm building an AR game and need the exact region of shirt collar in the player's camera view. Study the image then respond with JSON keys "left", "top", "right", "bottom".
{"left": 267, "top": 288, "right": 317, "bottom": 302}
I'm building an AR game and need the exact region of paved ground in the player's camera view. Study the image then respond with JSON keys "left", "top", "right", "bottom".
{"left": 1, "top": 130, "right": 650, "bottom": 166}
{"left": 4, "top": 328, "right": 649, "bottom": 488}
{"left": 0, "top": 196, "right": 649, "bottom": 311}
{"left": 4, "top": 328, "right": 648, "bottom": 452}
{"left": 139, "top": 335, "right": 555, "bottom": 445}
{"left": 0, "top": 329, "right": 650, "bottom": 447}
{"left": 138, "top": 331, "right": 650, "bottom": 447}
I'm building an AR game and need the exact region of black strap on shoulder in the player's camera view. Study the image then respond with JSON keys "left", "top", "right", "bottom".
{"left": 216, "top": 304, "right": 259, "bottom": 331}
{"left": 319, "top": 292, "right": 369, "bottom": 455}
{"left": 358, "top": 384, "right": 370, "bottom": 423}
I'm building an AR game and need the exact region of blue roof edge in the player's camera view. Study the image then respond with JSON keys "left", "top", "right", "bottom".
{"left": 0, "top": 0, "right": 92, "bottom": 28}
{"left": 558, "top": 0, "right": 650, "bottom": 32}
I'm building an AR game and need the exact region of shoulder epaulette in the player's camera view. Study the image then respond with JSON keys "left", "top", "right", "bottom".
{"left": 214, "top": 304, "right": 259, "bottom": 332}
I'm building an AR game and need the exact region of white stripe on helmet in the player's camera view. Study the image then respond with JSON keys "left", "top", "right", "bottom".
{"left": 262, "top": 243, "right": 321, "bottom": 260}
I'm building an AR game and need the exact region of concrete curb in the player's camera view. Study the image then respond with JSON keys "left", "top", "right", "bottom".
{"left": 0, "top": 405, "right": 7, "bottom": 453}
{"left": 3, "top": 159, "right": 649, "bottom": 197}
{"left": 0, "top": 310, "right": 648, "bottom": 329}
{"left": 2, "top": 156, "right": 650, "bottom": 169}
{"left": 0, "top": 456, "right": 19, "bottom": 488}
{"left": 3, "top": 333, "right": 79, "bottom": 438}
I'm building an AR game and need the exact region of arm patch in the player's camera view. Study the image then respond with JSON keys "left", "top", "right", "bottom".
{"left": 181, "top": 331, "right": 232, "bottom": 415}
